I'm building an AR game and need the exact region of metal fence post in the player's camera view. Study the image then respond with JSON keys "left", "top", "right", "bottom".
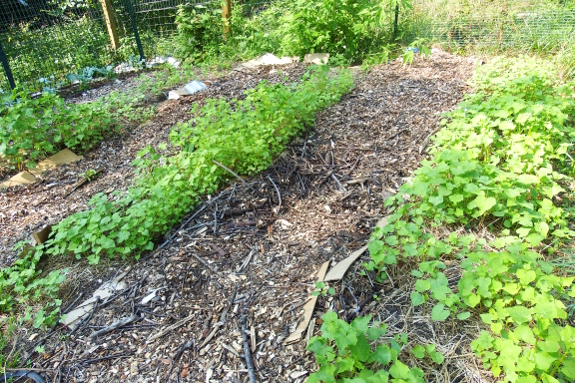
{"left": 124, "top": 0, "right": 145, "bottom": 61}
{"left": 0, "top": 40, "right": 16, "bottom": 90}
{"left": 393, "top": 3, "right": 399, "bottom": 40}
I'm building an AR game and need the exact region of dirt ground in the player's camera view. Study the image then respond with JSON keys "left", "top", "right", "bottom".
{"left": 4, "top": 51, "right": 480, "bottom": 382}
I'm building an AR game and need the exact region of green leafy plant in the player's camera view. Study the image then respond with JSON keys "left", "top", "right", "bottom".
{"left": 410, "top": 344, "right": 444, "bottom": 364}
{"left": 313, "top": 281, "right": 336, "bottom": 297}
{"left": 364, "top": 56, "right": 575, "bottom": 382}
{"left": 307, "top": 311, "right": 424, "bottom": 382}
{"left": 0, "top": 90, "right": 115, "bottom": 171}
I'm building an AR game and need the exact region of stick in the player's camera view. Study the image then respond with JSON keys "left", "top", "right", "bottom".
{"left": 267, "top": 175, "right": 281, "bottom": 214}
{"left": 147, "top": 314, "right": 194, "bottom": 342}
{"left": 157, "top": 205, "right": 207, "bottom": 251}
{"left": 212, "top": 160, "right": 261, "bottom": 196}
{"left": 419, "top": 126, "right": 441, "bottom": 154}
{"left": 81, "top": 352, "right": 132, "bottom": 366}
{"left": 89, "top": 314, "right": 138, "bottom": 338}
{"left": 241, "top": 315, "right": 257, "bottom": 383}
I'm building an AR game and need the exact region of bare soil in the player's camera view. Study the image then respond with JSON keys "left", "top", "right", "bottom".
{"left": 5, "top": 51, "right": 479, "bottom": 383}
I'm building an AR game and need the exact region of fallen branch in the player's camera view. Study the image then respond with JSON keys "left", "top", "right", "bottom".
{"left": 241, "top": 315, "right": 257, "bottom": 383}
{"left": 89, "top": 314, "right": 138, "bottom": 338}
{"left": 267, "top": 175, "right": 282, "bottom": 214}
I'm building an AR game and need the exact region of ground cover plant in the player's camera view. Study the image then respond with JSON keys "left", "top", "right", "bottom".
{"left": 0, "top": 90, "right": 114, "bottom": 172}
{"left": 0, "top": 66, "right": 353, "bottom": 331}
{"left": 305, "top": 56, "right": 575, "bottom": 382}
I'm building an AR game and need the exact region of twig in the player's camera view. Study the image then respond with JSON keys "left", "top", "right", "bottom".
{"left": 89, "top": 314, "right": 138, "bottom": 338}
{"left": 167, "top": 339, "right": 195, "bottom": 378}
{"left": 212, "top": 160, "right": 261, "bottom": 196}
{"left": 63, "top": 292, "right": 84, "bottom": 314}
{"left": 189, "top": 252, "right": 217, "bottom": 272}
{"left": 419, "top": 126, "right": 441, "bottom": 154}
{"left": 241, "top": 315, "right": 257, "bottom": 383}
{"left": 81, "top": 352, "right": 132, "bottom": 366}
{"left": 266, "top": 175, "right": 282, "bottom": 214}
{"left": 70, "top": 297, "right": 100, "bottom": 336}
{"left": 147, "top": 314, "right": 194, "bottom": 342}
{"left": 157, "top": 205, "right": 207, "bottom": 251}
{"left": 331, "top": 173, "right": 347, "bottom": 192}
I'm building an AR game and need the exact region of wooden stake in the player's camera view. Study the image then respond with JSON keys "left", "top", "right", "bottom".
{"left": 100, "top": 0, "right": 120, "bottom": 50}
{"left": 222, "top": 0, "right": 232, "bottom": 38}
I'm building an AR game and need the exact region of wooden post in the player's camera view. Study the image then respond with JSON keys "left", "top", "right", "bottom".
{"left": 100, "top": 0, "right": 120, "bottom": 50}
{"left": 222, "top": 0, "right": 232, "bottom": 38}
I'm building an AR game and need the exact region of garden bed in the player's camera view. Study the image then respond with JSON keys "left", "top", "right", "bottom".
{"left": 5, "top": 50, "right": 476, "bottom": 382}
{"left": 0, "top": 63, "right": 309, "bottom": 267}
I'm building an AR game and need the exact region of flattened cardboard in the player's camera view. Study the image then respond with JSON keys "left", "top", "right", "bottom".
{"left": 285, "top": 260, "right": 330, "bottom": 344}
{"left": 304, "top": 53, "right": 330, "bottom": 65}
{"left": 29, "top": 148, "right": 82, "bottom": 176}
{"left": 32, "top": 225, "right": 52, "bottom": 245}
{"left": 0, "top": 172, "right": 36, "bottom": 189}
{"left": 238, "top": 54, "right": 299, "bottom": 69}
{"left": 62, "top": 272, "right": 127, "bottom": 329}
{"left": 323, "top": 217, "right": 389, "bottom": 282}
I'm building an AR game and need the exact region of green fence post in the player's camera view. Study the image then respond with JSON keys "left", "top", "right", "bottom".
{"left": 0, "top": 40, "right": 16, "bottom": 90}
{"left": 125, "top": 0, "right": 145, "bottom": 61}
{"left": 393, "top": 3, "right": 399, "bottom": 40}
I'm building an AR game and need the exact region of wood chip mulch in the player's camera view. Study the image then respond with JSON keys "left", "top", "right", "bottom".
{"left": 6, "top": 50, "right": 478, "bottom": 383}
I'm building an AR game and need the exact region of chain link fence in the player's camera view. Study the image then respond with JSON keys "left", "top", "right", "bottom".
{"left": 0, "top": 0, "right": 271, "bottom": 92}
{"left": 404, "top": 0, "right": 575, "bottom": 53}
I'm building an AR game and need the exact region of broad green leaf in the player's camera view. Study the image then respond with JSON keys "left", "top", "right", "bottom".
{"left": 431, "top": 303, "right": 450, "bottom": 321}
{"left": 505, "top": 306, "right": 532, "bottom": 324}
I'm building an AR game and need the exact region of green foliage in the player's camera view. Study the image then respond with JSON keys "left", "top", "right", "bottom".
{"left": 0, "top": 90, "right": 115, "bottom": 171}
{"left": 307, "top": 311, "right": 424, "bottom": 383}
{"left": 411, "top": 344, "right": 444, "bottom": 364}
{"left": 175, "top": 3, "right": 227, "bottom": 62}
{"left": 365, "top": 56, "right": 575, "bottom": 382}
{"left": 313, "top": 281, "right": 336, "bottom": 297}
{"left": 0, "top": 316, "right": 20, "bottom": 368}
{"left": 273, "top": 0, "right": 395, "bottom": 64}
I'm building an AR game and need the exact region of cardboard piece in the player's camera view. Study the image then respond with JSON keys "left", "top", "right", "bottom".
{"left": 168, "top": 81, "right": 208, "bottom": 100}
{"left": 32, "top": 225, "right": 52, "bottom": 245}
{"left": 62, "top": 272, "right": 128, "bottom": 329}
{"left": 304, "top": 53, "right": 330, "bottom": 65}
{"left": 323, "top": 217, "right": 389, "bottom": 282}
{"left": 0, "top": 172, "right": 36, "bottom": 189}
{"left": 238, "top": 53, "right": 299, "bottom": 69}
{"left": 28, "top": 148, "right": 82, "bottom": 176}
{"left": 285, "top": 260, "right": 330, "bottom": 344}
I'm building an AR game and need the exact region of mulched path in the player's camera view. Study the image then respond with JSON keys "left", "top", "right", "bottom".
{"left": 7, "top": 51, "right": 477, "bottom": 383}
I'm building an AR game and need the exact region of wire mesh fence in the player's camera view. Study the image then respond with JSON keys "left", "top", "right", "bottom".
{"left": 4, "top": 0, "right": 575, "bottom": 93}
{"left": 404, "top": 0, "right": 575, "bottom": 53}
{"left": 0, "top": 0, "right": 119, "bottom": 92}
{"left": 0, "top": 0, "right": 272, "bottom": 92}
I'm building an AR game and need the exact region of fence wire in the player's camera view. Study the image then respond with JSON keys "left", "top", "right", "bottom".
{"left": 4, "top": 0, "right": 575, "bottom": 92}
{"left": 0, "top": 0, "right": 269, "bottom": 92}
{"left": 405, "top": 0, "right": 575, "bottom": 52}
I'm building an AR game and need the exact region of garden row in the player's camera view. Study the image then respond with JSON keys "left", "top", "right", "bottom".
{"left": 0, "top": 66, "right": 354, "bottom": 329}
{"left": 0, "top": 64, "right": 199, "bottom": 174}
{"left": 306, "top": 57, "right": 575, "bottom": 382}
